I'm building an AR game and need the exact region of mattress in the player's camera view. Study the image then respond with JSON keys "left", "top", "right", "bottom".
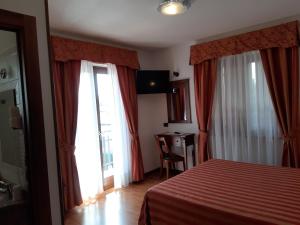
{"left": 138, "top": 159, "right": 300, "bottom": 225}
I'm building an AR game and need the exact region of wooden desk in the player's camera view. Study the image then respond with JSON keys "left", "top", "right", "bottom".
{"left": 156, "top": 133, "right": 196, "bottom": 169}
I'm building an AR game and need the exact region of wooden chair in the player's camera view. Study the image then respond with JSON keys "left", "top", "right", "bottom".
{"left": 155, "top": 135, "right": 186, "bottom": 179}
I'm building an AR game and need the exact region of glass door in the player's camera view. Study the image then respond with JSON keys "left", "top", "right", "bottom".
{"left": 93, "top": 66, "right": 114, "bottom": 190}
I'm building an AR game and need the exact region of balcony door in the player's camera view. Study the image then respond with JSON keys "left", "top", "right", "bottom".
{"left": 93, "top": 66, "right": 114, "bottom": 190}
{"left": 75, "top": 61, "right": 131, "bottom": 204}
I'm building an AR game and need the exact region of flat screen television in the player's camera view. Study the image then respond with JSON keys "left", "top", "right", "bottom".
{"left": 136, "top": 70, "right": 170, "bottom": 94}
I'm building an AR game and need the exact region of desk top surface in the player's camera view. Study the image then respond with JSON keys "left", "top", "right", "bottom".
{"left": 156, "top": 132, "right": 194, "bottom": 137}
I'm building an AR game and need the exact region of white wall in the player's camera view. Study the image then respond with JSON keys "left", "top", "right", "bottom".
{"left": 138, "top": 94, "right": 168, "bottom": 172}
{"left": 155, "top": 43, "right": 199, "bottom": 168}
{"left": 151, "top": 43, "right": 198, "bottom": 135}
{"left": 137, "top": 43, "right": 199, "bottom": 171}
{"left": 137, "top": 50, "right": 168, "bottom": 172}
{"left": 0, "top": 1, "right": 61, "bottom": 225}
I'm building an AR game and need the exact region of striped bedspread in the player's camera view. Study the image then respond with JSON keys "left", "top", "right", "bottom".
{"left": 138, "top": 159, "right": 300, "bottom": 225}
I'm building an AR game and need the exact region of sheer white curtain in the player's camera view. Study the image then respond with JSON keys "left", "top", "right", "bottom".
{"left": 75, "top": 60, "right": 103, "bottom": 204}
{"left": 107, "top": 64, "right": 132, "bottom": 188}
{"left": 210, "top": 51, "right": 282, "bottom": 166}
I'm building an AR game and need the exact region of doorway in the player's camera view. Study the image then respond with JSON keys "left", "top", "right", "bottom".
{"left": 93, "top": 66, "right": 114, "bottom": 190}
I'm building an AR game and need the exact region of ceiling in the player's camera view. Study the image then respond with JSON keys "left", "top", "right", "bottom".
{"left": 48, "top": 0, "right": 300, "bottom": 49}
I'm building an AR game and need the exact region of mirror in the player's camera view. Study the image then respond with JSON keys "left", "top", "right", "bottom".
{"left": 0, "top": 30, "right": 30, "bottom": 224}
{"left": 167, "top": 79, "right": 191, "bottom": 123}
{"left": 0, "top": 9, "right": 52, "bottom": 225}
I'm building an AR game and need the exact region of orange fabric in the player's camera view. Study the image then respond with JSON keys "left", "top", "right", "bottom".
{"left": 190, "top": 21, "right": 299, "bottom": 65}
{"left": 53, "top": 61, "right": 82, "bottom": 211}
{"left": 194, "top": 59, "right": 217, "bottom": 163}
{"left": 116, "top": 65, "right": 144, "bottom": 181}
{"left": 51, "top": 36, "right": 140, "bottom": 69}
{"left": 139, "top": 159, "right": 300, "bottom": 225}
{"left": 260, "top": 47, "right": 300, "bottom": 168}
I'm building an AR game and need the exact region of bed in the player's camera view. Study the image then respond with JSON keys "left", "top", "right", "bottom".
{"left": 138, "top": 159, "right": 300, "bottom": 225}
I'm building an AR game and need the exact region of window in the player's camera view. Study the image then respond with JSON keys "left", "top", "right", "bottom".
{"left": 210, "top": 51, "right": 282, "bottom": 165}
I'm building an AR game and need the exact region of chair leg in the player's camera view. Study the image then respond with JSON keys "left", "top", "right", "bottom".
{"left": 170, "top": 162, "right": 174, "bottom": 175}
{"left": 160, "top": 158, "right": 163, "bottom": 177}
{"left": 165, "top": 161, "right": 169, "bottom": 179}
{"left": 183, "top": 160, "right": 186, "bottom": 171}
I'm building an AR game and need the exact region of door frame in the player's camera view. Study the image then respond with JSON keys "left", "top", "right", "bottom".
{"left": 0, "top": 8, "right": 52, "bottom": 225}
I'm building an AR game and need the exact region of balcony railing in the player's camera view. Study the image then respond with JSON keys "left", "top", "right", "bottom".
{"left": 100, "top": 124, "right": 113, "bottom": 178}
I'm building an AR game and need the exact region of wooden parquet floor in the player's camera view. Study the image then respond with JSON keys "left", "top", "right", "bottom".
{"left": 65, "top": 171, "right": 165, "bottom": 225}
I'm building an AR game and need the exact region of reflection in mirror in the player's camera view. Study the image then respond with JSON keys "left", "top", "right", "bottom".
{"left": 0, "top": 30, "right": 29, "bottom": 224}
{"left": 167, "top": 79, "right": 191, "bottom": 123}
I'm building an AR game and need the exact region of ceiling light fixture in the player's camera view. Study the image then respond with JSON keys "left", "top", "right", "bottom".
{"left": 158, "top": 0, "right": 191, "bottom": 16}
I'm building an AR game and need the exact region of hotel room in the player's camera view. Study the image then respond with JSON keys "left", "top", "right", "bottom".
{"left": 0, "top": 1, "right": 300, "bottom": 225}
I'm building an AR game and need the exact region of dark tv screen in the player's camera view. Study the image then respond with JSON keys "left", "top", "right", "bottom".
{"left": 136, "top": 70, "right": 170, "bottom": 94}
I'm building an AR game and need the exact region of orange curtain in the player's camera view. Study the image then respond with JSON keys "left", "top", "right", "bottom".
{"left": 51, "top": 36, "right": 140, "bottom": 69}
{"left": 260, "top": 47, "right": 300, "bottom": 167}
{"left": 190, "top": 21, "right": 298, "bottom": 65}
{"left": 194, "top": 59, "right": 218, "bottom": 163}
{"left": 116, "top": 65, "right": 144, "bottom": 181}
{"left": 52, "top": 61, "right": 82, "bottom": 211}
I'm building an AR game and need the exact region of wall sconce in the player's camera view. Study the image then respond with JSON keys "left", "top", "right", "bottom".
{"left": 173, "top": 71, "right": 179, "bottom": 77}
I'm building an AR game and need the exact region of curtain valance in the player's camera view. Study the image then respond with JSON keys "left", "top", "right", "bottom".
{"left": 190, "top": 21, "right": 299, "bottom": 65}
{"left": 51, "top": 36, "right": 140, "bottom": 69}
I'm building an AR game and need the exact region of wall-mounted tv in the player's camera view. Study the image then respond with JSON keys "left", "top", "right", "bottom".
{"left": 136, "top": 70, "right": 170, "bottom": 94}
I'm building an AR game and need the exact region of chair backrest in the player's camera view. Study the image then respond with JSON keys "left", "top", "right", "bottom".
{"left": 154, "top": 135, "right": 171, "bottom": 155}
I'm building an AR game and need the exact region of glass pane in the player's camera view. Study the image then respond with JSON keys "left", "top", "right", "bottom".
{"left": 96, "top": 72, "right": 114, "bottom": 178}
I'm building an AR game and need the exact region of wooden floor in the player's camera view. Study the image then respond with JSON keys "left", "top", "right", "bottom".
{"left": 65, "top": 171, "right": 165, "bottom": 225}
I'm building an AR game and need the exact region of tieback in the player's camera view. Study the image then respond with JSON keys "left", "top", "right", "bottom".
{"left": 282, "top": 134, "right": 294, "bottom": 142}
{"left": 131, "top": 133, "right": 139, "bottom": 139}
{"left": 199, "top": 129, "right": 208, "bottom": 133}
{"left": 199, "top": 130, "right": 208, "bottom": 138}
{"left": 59, "top": 141, "right": 76, "bottom": 153}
